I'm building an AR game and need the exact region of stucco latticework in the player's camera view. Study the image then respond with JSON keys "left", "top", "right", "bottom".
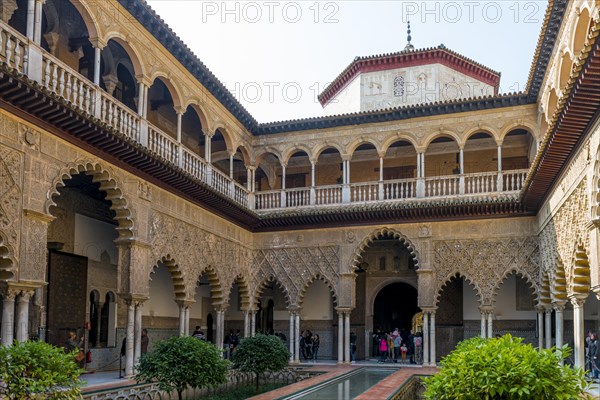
{"left": 0, "top": 144, "right": 22, "bottom": 281}
{"left": 433, "top": 237, "right": 540, "bottom": 306}
{"left": 251, "top": 246, "right": 340, "bottom": 308}
{"left": 351, "top": 227, "right": 420, "bottom": 271}
{"left": 148, "top": 211, "right": 252, "bottom": 306}
{"left": 539, "top": 178, "right": 591, "bottom": 298}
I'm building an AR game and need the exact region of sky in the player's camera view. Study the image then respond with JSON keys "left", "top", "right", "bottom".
{"left": 145, "top": 1, "right": 546, "bottom": 123}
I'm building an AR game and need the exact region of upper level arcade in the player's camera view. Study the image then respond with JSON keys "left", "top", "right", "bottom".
{"left": 0, "top": 0, "right": 552, "bottom": 229}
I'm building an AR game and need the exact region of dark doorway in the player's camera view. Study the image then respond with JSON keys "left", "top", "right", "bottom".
{"left": 206, "top": 313, "right": 213, "bottom": 343}
{"left": 373, "top": 282, "right": 419, "bottom": 333}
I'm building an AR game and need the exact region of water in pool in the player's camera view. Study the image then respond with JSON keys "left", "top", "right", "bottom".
{"left": 280, "top": 368, "right": 396, "bottom": 400}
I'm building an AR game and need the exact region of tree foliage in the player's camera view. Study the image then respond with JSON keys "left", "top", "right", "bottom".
{"left": 231, "top": 334, "right": 290, "bottom": 389}
{"left": 423, "top": 335, "right": 591, "bottom": 400}
{"left": 136, "top": 336, "right": 229, "bottom": 400}
{"left": 0, "top": 340, "right": 83, "bottom": 399}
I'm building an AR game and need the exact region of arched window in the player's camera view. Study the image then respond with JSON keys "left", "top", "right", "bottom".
{"left": 99, "top": 292, "right": 116, "bottom": 347}
{"left": 89, "top": 291, "right": 100, "bottom": 347}
{"left": 393, "top": 76, "right": 405, "bottom": 97}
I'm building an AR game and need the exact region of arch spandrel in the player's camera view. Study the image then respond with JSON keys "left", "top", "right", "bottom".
{"left": 148, "top": 255, "right": 189, "bottom": 300}
{"left": 351, "top": 227, "right": 421, "bottom": 272}
{"left": 0, "top": 232, "right": 16, "bottom": 281}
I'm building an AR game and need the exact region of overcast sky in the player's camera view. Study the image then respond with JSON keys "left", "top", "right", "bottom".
{"left": 145, "top": 1, "right": 546, "bottom": 123}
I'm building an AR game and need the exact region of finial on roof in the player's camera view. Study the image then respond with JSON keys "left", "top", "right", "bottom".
{"left": 405, "top": 20, "right": 415, "bottom": 51}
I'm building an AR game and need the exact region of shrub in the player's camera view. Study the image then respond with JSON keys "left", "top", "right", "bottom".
{"left": 231, "top": 334, "right": 290, "bottom": 389}
{"left": 0, "top": 340, "right": 83, "bottom": 399}
{"left": 136, "top": 336, "right": 229, "bottom": 400}
{"left": 423, "top": 334, "right": 591, "bottom": 400}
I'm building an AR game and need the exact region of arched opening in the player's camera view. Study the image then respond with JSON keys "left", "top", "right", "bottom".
{"left": 436, "top": 274, "right": 480, "bottom": 361}
{"left": 464, "top": 132, "right": 497, "bottom": 174}
{"left": 300, "top": 279, "right": 336, "bottom": 360}
{"left": 223, "top": 277, "right": 250, "bottom": 339}
{"left": 190, "top": 273, "right": 218, "bottom": 343}
{"left": 382, "top": 139, "right": 417, "bottom": 199}
{"left": 146, "top": 261, "right": 181, "bottom": 334}
{"left": 424, "top": 136, "right": 460, "bottom": 177}
{"left": 147, "top": 77, "right": 177, "bottom": 137}
{"left": 180, "top": 105, "right": 204, "bottom": 157}
{"left": 559, "top": 52, "right": 574, "bottom": 90}
{"left": 503, "top": 129, "right": 535, "bottom": 169}
{"left": 99, "top": 291, "right": 116, "bottom": 347}
{"left": 256, "top": 278, "right": 288, "bottom": 335}
{"left": 352, "top": 230, "right": 419, "bottom": 360}
{"left": 573, "top": 8, "right": 592, "bottom": 56}
{"left": 349, "top": 143, "right": 378, "bottom": 184}
{"left": 211, "top": 128, "right": 232, "bottom": 174}
{"left": 494, "top": 272, "right": 537, "bottom": 344}
{"left": 255, "top": 152, "right": 282, "bottom": 191}
{"left": 46, "top": 172, "right": 119, "bottom": 354}
{"left": 547, "top": 89, "right": 559, "bottom": 120}
{"left": 100, "top": 40, "right": 139, "bottom": 111}
{"left": 315, "top": 147, "right": 343, "bottom": 186}
{"left": 206, "top": 313, "right": 214, "bottom": 343}
{"left": 286, "top": 150, "right": 311, "bottom": 189}
{"left": 374, "top": 282, "right": 419, "bottom": 333}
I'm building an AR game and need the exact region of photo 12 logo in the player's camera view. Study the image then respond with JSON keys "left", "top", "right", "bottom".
{"left": 201, "top": 1, "right": 340, "bottom": 24}
{"left": 401, "top": 1, "right": 542, "bottom": 24}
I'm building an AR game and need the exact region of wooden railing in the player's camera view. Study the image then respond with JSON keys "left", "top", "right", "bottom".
{"left": 0, "top": 20, "right": 531, "bottom": 214}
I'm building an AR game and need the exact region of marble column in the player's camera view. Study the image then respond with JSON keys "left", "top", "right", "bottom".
{"left": 423, "top": 312, "right": 429, "bottom": 366}
{"left": 344, "top": 312, "right": 350, "bottom": 364}
{"left": 337, "top": 311, "right": 343, "bottom": 364}
{"left": 289, "top": 311, "right": 295, "bottom": 362}
{"left": 294, "top": 313, "right": 300, "bottom": 363}
{"left": 1, "top": 290, "right": 16, "bottom": 346}
{"left": 537, "top": 310, "right": 544, "bottom": 350}
{"left": 26, "top": 0, "right": 35, "bottom": 40}
{"left": 134, "top": 300, "right": 145, "bottom": 365}
{"left": 545, "top": 308, "right": 552, "bottom": 349}
{"left": 184, "top": 306, "right": 190, "bottom": 336}
{"left": 16, "top": 291, "right": 33, "bottom": 342}
{"left": 487, "top": 311, "right": 493, "bottom": 339}
{"left": 430, "top": 311, "right": 436, "bottom": 366}
{"left": 250, "top": 310, "right": 256, "bottom": 336}
{"left": 571, "top": 296, "right": 586, "bottom": 368}
{"left": 216, "top": 309, "right": 225, "bottom": 353}
{"left": 93, "top": 46, "right": 102, "bottom": 86}
{"left": 243, "top": 310, "right": 249, "bottom": 338}
{"left": 125, "top": 301, "right": 135, "bottom": 377}
{"left": 554, "top": 302, "right": 565, "bottom": 350}
{"left": 33, "top": 0, "right": 44, "bottom": 44}
{"left": 178, "top": 303, "right": 186, "bottom": 336}
{"left": 480, "top": 311, "right": 487, "bottom": 339}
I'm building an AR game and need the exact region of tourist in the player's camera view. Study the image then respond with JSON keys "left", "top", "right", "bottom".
{"left": 299, "top": 330, "right": 307, "bottom": 360}
{"left": 312, "top": 334, "right": 320, "bottom": 362}
{"left": 305, "top": 330, "right": 313, "bottom": 360}
{"left": 65, "top": 331, "right": 84, "bottom": 366}
{"left": 192, "top": 326, "right": 206, "bottom": 340}
{"left": 590, "top": 333, "right": 599, "bottom": 380}
{"left": 393, "top": 332, "right": 402, "bottom": 363}
{"left": 378, "top": 333, "right": 388, "bottom": 363}
{"left": 350, "top": 331, "right": 357, "bottom": 363}
{"left": 414, "top": 332, "right": 423, "bottom": 364}
{"left": 387, "top": 332, "right": 395, "bottom": 361}
{"left": 407, "top": 330, "right": 415, "bottom": 364}
{"left": 141, "top": 329, "right": 149, "bottom": 354}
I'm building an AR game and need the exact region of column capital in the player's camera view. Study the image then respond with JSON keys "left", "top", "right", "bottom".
{"left": 174, "top": 105, "right": 185, "bottom": 116}
{"left": 17, "top": 289, "right": 35, "bottom": 303}
{"left": 135, "top": 74, "right": 152, "bottom": 87}
{"left": 421, "top": 307, "right": 437, "bottom": 314}
{"left": 88, "top": 36, "right": 107, "bottom": 49}
{"left": 120, "top": 294, "right": 149, "bottom": 305}
{"left": 335, "top": 307, "right": 352, "bottom": 313}
{"left": 175, "top": 299, "right": 195, "bottom": 309}
{"left": 552, "top": 301, "right": 567, "bottom": 311}
{"left": 569, "top": 294, "right": 587, "bottom": 308}
{"left": 479, "top": 305, "right": 494, "bottom": 313}
{"left": 377, "top": 150, "right": 386, "bottom": 159}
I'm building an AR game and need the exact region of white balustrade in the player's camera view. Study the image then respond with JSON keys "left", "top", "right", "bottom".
{"left": 315, "top": 185, "right": 343, "bottom": 206}
{"left": 464, "top": 172, "right": 498, "bottom": 194}
{"left": 351, "top": 182, "right": 380, "bottom": 202}
{"left": 148, "top": 124, "right": 179, "bottom": 165}
{"left": 211, "top": 167, "right": 230, "bottom": 197}
{"left": 285, "top": 187, "right": 311, "bottom": 207}
{"left": 99, "top": 92, "right": 140, "bottom": 141}
{"left": 255, "top": 190, "right": 282, "bottom": 210}
{"left": 233, "top": 182, "right": 249, "bottom": 207}
{"left": 424, "top": 175, "right": 460, "bottom": 197}
{"left": 503, "top": 169, "right": 528, "bottom": 191}
{"left": 383, "top": 179, "right": 417, "bottom": 200}
{"left": 42, "top": 53, "right": 96, "bottom": 114}
{"left": 0, "top": 24, "right": 28, "bottom": 74}
{"left": 182, "top": 148, "right": 207, "bottom": 182}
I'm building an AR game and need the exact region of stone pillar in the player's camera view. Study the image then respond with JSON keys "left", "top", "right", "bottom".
{"left": 480, "top": 311, "right": 487, "bottom": 339}
{"left": 416, "top": 152, "right": 425, "bottom": 197}
{"left": 33, "top": 0, "right": 44, "bottom": 44}
{"left": 487, "top": 311, "right": 493, "bottom": 339}
{"left": 570, "top": 296, "right": 586, "bottom": 368}
{"left": 294, "top": 313, "right": 300, "bottom": 363}
{"left": 337, "top": 311, "right": 343, "bottom": 364}
{"left": 430, "top": 311, "right": 436, "bottom": 366}
{"left": 134, "top": 299, "right": 145, "bottom": 365}
{"left": 544, "top": 308, "right": 552, "bottom": 349}
{"left": 215, "top": 308, "right": 225, "bottom": 352}
{"left": 125, "top": 300, "right": 135, "bottom": 377}
{"left": 137, "top": 82, "right": 146, "bottom": 115}
{"left": 288, "top": 311, "right": 294, "bottom": 360}
{"left": 423, "top": 312, "right": 429, "bottom": 366}
{"left": 554, "top": 302, "right": 565, "bottom": 363}
{"left": 280, "top": 163, "right": 287, "bottom": 207}
{"left": 243, "top": 310, "right": 249, "bottom": 338}
{"left": 250, "top": 310, "right": 256, "bottom": 336}
{"left": 26, "top": 0, "right": 35, "bottom": 40}
{"left": 537, "top": 309, "right": 544, "bottom": 350}
{"left": 178, "top": 302, "right": 186, "bottom": 336}
{"left": 16, "top": 290, "right": 33, "bottom": 342}
{"left": 184, "top": 306, "right": 190, "bottom": 335}
{"left": 1, "top": 289, "right": 16, "bottom": 346}
{"left": 496, "top": 144, "right": 503, "bottom": 190}
{"left": 93, "top": 46, "right": 102, "bottom": 86}
{"left": 229, "top": 154, "right": 234, "bottom": 179}
{"left": 344, "top": 312, "right": 350, "bottom": 364}
{"left": 459, "top": 148, "right": 465, "bottom": 194}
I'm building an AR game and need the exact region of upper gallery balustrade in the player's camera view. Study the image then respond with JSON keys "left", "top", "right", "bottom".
{"left": 0, "top": 2, "right": 533, "bottom": 214}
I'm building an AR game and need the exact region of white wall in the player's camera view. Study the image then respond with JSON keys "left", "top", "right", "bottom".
{"left": 189, "top": 283, "right": 211, "bottom": 319}
{"left": 322, "top": 76, "right": 361, "bottom": 115}
{"left": 74, "top": 213, "right": 118, "bottom": 264}
{"left": 145, "top": 265, "right": 179, "bottom": 318}
{"left": 301, "top": 280, "right": 333, "bottom": 320}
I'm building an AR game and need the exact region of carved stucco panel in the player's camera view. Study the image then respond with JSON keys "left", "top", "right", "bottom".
{"left": 433, "top": 237, "right": 540, "bottom": 306}
{"left": 0, "top": 144, "right": 23, "bottom": 271}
